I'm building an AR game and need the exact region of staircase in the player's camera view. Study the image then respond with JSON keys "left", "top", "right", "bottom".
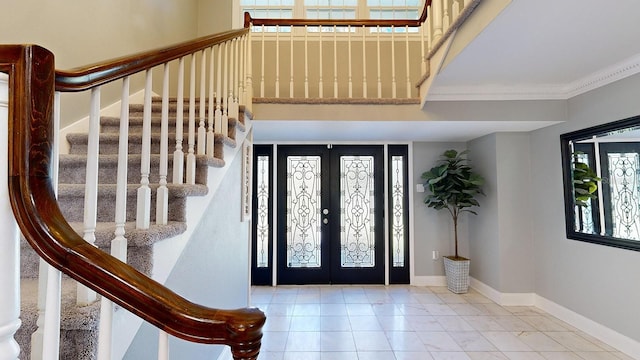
{"left": 15, "top": 97, "right": 249, "bottom": 359}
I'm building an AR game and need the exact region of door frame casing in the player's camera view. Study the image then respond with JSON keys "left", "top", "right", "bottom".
{"left": 251, "top": 142, "right": 414, "bottom": 286}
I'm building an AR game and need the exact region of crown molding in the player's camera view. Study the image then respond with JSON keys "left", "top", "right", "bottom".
{"left": 427, "top": 53, "right": 640, "bottom": 101}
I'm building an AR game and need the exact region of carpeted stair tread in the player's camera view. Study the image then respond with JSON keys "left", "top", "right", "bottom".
{"left": 99, "top": 115, "right": 241, "bottom": 141}
{"left": 66, "top": 132, "right": 230, "bottom": 158}
{"left": 58, "top": 153, "right": 220, "bottom": 185}
{"left": 57, "top": 183, "right": 208, "bottom": 197}
{"left": 68, "top": 221, "right": 188, "bottom": 248}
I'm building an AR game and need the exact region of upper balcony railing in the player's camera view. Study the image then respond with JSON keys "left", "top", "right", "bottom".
{"left": 244, "top": 0, "right": 480, "bottom": 102}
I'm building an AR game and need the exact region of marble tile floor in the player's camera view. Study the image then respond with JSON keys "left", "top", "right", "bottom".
{"left": 250, "top": 285, "right": 633, "bottom": 360}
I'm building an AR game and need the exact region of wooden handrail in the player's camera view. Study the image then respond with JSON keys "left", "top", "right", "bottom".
{"left": 56, "top": 28, "right": 249, "bottom": 92}
{"left": 244, "top": 0, "right": 432, "bottom": 28}
{"left": 1, "top": 44, "right": 264, "bottom": 359}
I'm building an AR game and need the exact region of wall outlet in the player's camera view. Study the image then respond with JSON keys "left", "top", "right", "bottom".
{"left": 432, "top": 250, "right": 439, "bottom": 260}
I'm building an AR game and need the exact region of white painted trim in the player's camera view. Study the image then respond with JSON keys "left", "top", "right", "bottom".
{"left": 535, "top": 295, "right": 640, "bottom": 359}
{"left": 467, "top": 277, "right": 640, "bottom": 359}
{"left": 58, "top": 89, "right": 149, "bottom": 154}
{"left": 412, "top": 275, "right": 446, "bottom": 287}
{"left": 427, "top": 52, "right": 640, "bottom": 101}
{"left": 408, "top": 142, "right": 416, "bottom": 286}
{"left": 469, "top": 277, "right": 535, "bottom": 306}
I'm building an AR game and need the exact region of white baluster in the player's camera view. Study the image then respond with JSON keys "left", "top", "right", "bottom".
{"left": 376, "top": 27, "right": 382, "bottom": 98}
{"left": 362, "top": 25, "right": 367, "bottom": 99}
{"left": 216, "top": 44, "right": 223, "bottom": 136}
{"left": 158, "top": 331, "right": 169, "bottom": 360}
{"left": 432, "top": 0, "right": 443, "bottom": 41}
{"left": 223, "top": 41, "right": 230, "bottom": 137}
{"left": 173, "top": 57, "right": 185, "bottom": 185}
{"left": 186, "top": 55, "right": 197, "bottom": 185}
{"left": 405, "top": 27, "right": 411, "bottom": 98}
{"left": 260, "top": 25, "right": 265, "bottom": 98}
{"left": 443, "top": 0, "right": 451, "bottom": 32}
{"left": 391, "top": 27, "right": 397, "bottom": 99}
{"left": 275, "top": 26, "right": 280, "bottom": 98}
{"left": 0, "top": 72, "right": 21, "bottom": 360}
{"left": 318, "top": 26, "right": 324, "bottom": 98}
{"left": 239, "top": 35, "right": 246, "bottom": 106}
{"left": 246, "top": 31, "right": 254, "bottom": 111}
{"left": 427, "top": 16, "right": 433, "bottom": 53}
{"left": 78, "top": 86, "right": 101, "bottom": 305}
{"left": 420, "top": 18, "right": 427, "bottom": 74}
{"left": 304, "top": 25, "right": 309, "bottom": 98}
{"left": 197, "top": 49, "right": 207, "bottom": 155}
{"left": 230, "top": 39, "right": 240, "bottom": 122}
{"left": 156, "top": 64, "right": 170, "bottom": 225}
{"left": 136, "top": 70, "right": 152, "bottom": 229}
{"left": 289, "top": 26, "right": 294, "bottom": 98}
{"left": 348, "top": 25, "right": 353, "bottom": 98}
{"left": 453, "top": 0, "right": 461, "bottom": 20}
{"left": 98, "top": 76, "right": 131, "bottom": 360}
{"left": 234, "top": 37, "right": 241, "bottom": 112}
{"left": 207, "top": 46, "right": 216, "bottom": 157}
{"left": 31, "top": 91, "right": 62, "bottom": 360}
{"left": 333, "top": 26, "right": 338, "bottom": 98}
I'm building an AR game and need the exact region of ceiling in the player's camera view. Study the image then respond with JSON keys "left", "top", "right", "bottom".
{"left": 429, "top": 0, "right": 640, "bottom": 100}
{"left": 253, "top": 0, "right": 640, "bottom": 142}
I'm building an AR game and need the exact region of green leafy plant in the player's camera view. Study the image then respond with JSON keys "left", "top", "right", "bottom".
{"left": 572, "top": 153, "right": 600, "bottom": 207}
{"left": 421, "top": 149, "right": 485, "bottom": 259}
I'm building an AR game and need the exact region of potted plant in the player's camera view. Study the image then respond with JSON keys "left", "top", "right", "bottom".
{"left": 422, "top": 149, "right": 485, "bottom": 293}
{"left": 572, "top": 152, "right": 600, "bottom": 207}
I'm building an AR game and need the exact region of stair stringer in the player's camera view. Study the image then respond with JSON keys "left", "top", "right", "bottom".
{"left": 110, "top": 119, "right": 252, "bottom": 360}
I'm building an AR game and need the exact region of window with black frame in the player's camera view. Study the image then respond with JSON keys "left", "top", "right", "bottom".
{"left": 561, "top": 115, "right": 640, "bottom": 251}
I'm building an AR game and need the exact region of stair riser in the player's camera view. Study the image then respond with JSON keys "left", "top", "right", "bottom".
{"left": 58, "top": 156, "right": 209, "bottom": 185}
{"left": 57, "top": 189, "right": 188, "bottom": 223}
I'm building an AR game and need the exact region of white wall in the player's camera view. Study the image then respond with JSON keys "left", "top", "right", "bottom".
{"left": 530, "top": 73, "right": 640, "bottom": 343}
{"left": 123, "top": 153, "right": 250, "bottom": 359}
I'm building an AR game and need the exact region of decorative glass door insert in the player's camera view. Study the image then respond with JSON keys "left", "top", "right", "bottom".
{"left": 277, "top": 145, "right": 384, "bottom": 284}
{"left": 286, "top": 155, "right": 323, "bottom": 268}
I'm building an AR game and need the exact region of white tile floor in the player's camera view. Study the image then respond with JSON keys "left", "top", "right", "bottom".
{"left": 250, "top": 285, "right": 633, "bottom": 360}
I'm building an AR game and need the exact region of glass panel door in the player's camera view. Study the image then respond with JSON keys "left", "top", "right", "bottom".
{"left": 277, "top": 145, "right": 384, "bottom": 284}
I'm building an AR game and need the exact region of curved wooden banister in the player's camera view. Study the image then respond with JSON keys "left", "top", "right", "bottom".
{"left": 1, "top": 44, "right": 264, "bottom": 359}
{"left": 244, "top": 0, "right": 432, "bottom": 28}
{"left": 56, "top": 28, "right": 249, "bottom": 92}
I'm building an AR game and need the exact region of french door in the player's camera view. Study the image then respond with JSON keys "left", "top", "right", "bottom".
{"left": 277, "top": 145, "right": 384, "bottom": 284}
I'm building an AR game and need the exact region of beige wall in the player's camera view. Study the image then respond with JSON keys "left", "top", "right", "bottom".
{"left": 197, "top": 0, "right": 235, "bottom": 36}
{"left": 1, "top": 0, "right": 200, "bottom": 127}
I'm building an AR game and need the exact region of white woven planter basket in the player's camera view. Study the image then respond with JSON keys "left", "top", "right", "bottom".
{"left": 443, "top": 257, "right": 470, "bottom": 294}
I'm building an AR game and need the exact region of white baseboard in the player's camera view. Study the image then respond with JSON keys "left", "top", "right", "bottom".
{"left": 58, "top": 89, "right": 149, "bottom": 154}
{"left": 535, "top": 295, "right": 640, "bottom": 359}
{"left": 468, "top": 277, "right": 640, "bottom": 359}
{"left": 470, "top": 277, "right": 535, "bottom": 306}
{"left": 412, "top": 275, "right": 446, "bottom": 286}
